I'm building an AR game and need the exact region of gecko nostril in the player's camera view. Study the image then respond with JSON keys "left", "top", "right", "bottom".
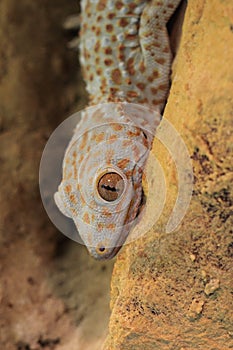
{"left": 98, "top": 246, "right": 106, "bottom": 252}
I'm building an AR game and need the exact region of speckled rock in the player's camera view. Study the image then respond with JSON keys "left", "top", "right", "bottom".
{"left": 104, "top": 0, "right": 233, "bottom": 349}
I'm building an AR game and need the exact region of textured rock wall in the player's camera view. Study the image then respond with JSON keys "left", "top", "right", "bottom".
{"left": 104, "top": 0, "right": 233, "bottom": 349}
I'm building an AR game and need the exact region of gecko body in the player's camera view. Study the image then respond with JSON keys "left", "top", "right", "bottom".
{"left": 55, "top": 0, "right": 182, "bottom": 259}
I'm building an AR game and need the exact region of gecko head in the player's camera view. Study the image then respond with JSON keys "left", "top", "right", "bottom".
{"left": 54, "top": 120, "right": 151, "bottom": 260}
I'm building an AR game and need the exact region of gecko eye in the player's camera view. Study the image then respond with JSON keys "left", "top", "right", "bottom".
{"left": 97, "top": 172, "right": 125, "bottom": 202}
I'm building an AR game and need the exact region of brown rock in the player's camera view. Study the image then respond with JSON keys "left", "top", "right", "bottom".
{"left": 104, "top": 0, "right": 233, "bottom": 349}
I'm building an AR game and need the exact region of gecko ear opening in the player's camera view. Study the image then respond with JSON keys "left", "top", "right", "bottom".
{"left": 54, "top": 191, "right": 72, "bottom": 218}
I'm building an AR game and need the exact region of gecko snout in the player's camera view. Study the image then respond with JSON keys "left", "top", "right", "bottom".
{"left": 89, "top": 244, "right": 122, "bottom": 260}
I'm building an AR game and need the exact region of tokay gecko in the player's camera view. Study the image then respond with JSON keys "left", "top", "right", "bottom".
{"left": 54, "top": 0, "right": 182, "bottom": 260}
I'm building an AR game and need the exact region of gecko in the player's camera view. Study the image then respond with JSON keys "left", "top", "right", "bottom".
{"left": 54, "top": 0, "right": 182, "bottom": 260}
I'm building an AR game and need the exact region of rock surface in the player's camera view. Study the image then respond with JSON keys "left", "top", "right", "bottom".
{"left": 104, "top": 0, "right": 233, "bottom": 349}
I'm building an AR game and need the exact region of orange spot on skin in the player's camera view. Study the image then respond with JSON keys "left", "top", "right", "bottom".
{"left": 83, "top": 212, "right": 90, "bottom": 224}
{"left": 153, "top": 70, "right": 159, "bottom": 78}
{"left": 82, "top": 23, "right": 87, "bottom": 31}
{"left": 156, "top": 58, "right": 166, "bottom": 65}
{"left": 111, "top": 68, "right": 122, "bottom": 85}
{"left": 66, "top": 172, "right": 73, "bottom": 180}
{"left": 107, "top": 134, "right": 118, "bottom": 144}
{"left": 127, "top": 91, "right": 138, "bottom": 98}
{"left": 108, "top": 13, "right": 115, "bottom": 19}
{"left": 110, "top": 86, "right": 119, "bottom": 93}
{"left": 96, "top": 67, "right": 102, "bottom": 75}
{"left": 119, "top": 18, "right": 129, "bottom": 27}
{"left": 116, "top": 1, "right": 123, "bottom": 9}
{"left": 97, "top": 0, "right": 107, "bottom": 11}
{"left": 139, "top": 62, "right": 146, "bottom": 73}
{"left": 126, "top": 33, "right": 136, "bottom": 41}
{"left": 94, "top": 41, "right": 100, "bottom": 53}
{"left": 132, "top": 144, "right": 141, "bottom": 160}
{"left": 163, "top": 46, "right": 169, "bottom": 53}
{"left": 118, "top": 53, "right": 125, "bottom": 61}
{"left": 122, "top": 140, "right": 131, "bottom": 147}
{"left": 127, "top": 57, "right": 136, "bottom": 75}
{"left": 111, "top": 123, "right": 123, "bottom": 131}
{"left": 80, "top": 133, "right": 88, "bottom": 150}
{"left": 97, "top": 222, "right": 104, "bottom": 231}
{"left": 100, "top": 77, "right": 107, "bottom": 89}
{"left": 158, "top": 83, "right": 168, "bottom": 91}
{"left": 106, "top": 223, "right": 116, "bottom": 230}
{"left": 127, "top": 129, "right": 141, "bottom": 138}
{"left": 65, "top": 185, "right": 72, "bottom": 194}
{"left": 119, "top": 44, "right": 125, "bottom": 51}
{"left": 95, "top": 133, "right": 105, "bottom": 142}
{"left": 69, "top": 194, "right": 77, "bottom": 205}
{"left": 72, "top": 161, "right": 78, "bottom": 179}
{"left": 95, "top": 27, "right": 101, "bottom": 36}
{"left": 152, "top": 42, "right": 161, "bottom": 48}
{"left": 102, "top": 208, "right": 112, "bottom": 217}
{"left": 136, "top": 83, "right": 146, "bottom": 91}
{"left": 106, "top": 24, "right": 114, "bottom": 32}
{"left": 125, "top": 170, "right": 133, "bottom": 179}
{"left": 105, "top": 47, "right": 112, "bottom": 55}
{"left": 104, "top": 58, "right": 113, "bottom": 66}
{"left": 152, "top": 98, "right": 165, "bottom": 106}
{"left": 71, "top": 208, "right": 77, "bottom": 215}
{"left": 128, "top": 2, "right": 137, "bottom": 11}
{"left": 84, "top": 48, "right": 90, "bottom": 59}
{"left": 117, "top": 159, "right": 130, "bottom": 169}
{"left": 151, "top": 87, "right": 158, "bottom": 94}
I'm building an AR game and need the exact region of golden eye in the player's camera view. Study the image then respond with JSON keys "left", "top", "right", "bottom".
{"left": 97, "top": 172, "right": 125, "bottom": 202}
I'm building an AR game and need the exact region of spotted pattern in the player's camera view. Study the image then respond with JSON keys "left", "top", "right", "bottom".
{"left": 80, "top": 0, "right": 181, "bottom": 111}
{"left": 55, "top": 0, "right": 182, "bottom": 259}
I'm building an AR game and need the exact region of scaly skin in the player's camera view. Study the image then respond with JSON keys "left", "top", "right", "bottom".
{"left": 55, "top": 0, "right": 181, "bottom": 259}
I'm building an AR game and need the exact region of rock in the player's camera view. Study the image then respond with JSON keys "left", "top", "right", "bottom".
{"left": 104, "top": 0, "right": 233, "bottom": 349}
